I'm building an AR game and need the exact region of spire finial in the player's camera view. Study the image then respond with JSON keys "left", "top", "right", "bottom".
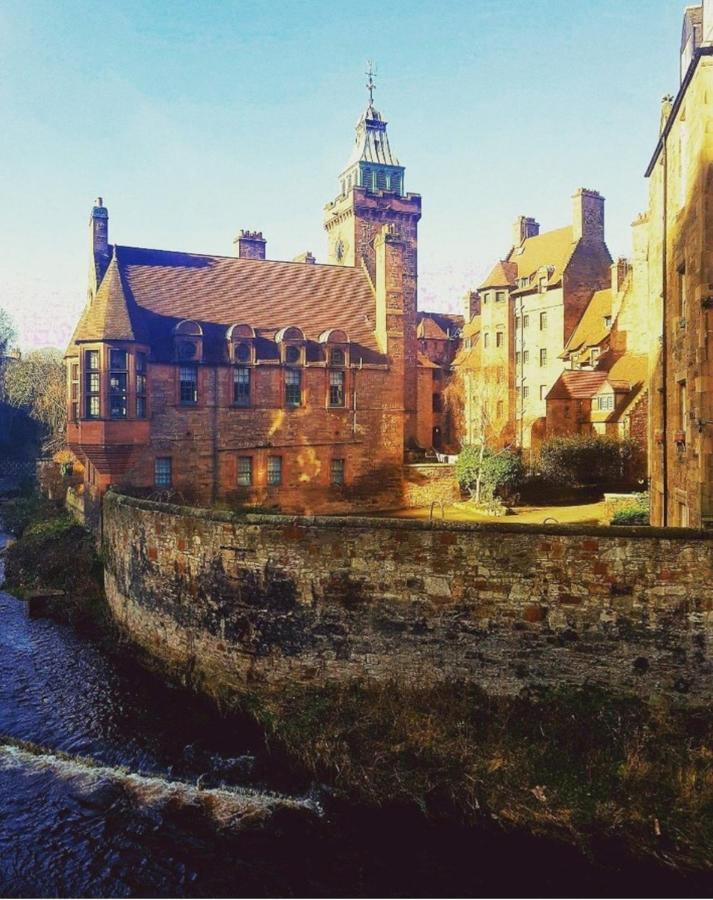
{"left": 365, "top": 60, "right": 377, "bottom": 105}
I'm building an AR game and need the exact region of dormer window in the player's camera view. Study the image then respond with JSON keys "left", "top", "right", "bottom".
{"left": 276, "top": 326, "right": 306, "bottom": 366}
{"left": 226, "top": 324, "right": 255, "bottom": 365}
{"left": 174, "top": 320, "right": 203, "bottom": 363}
{"left": 604, "top": 315, "right": 612, "bottom": 329}
{"left": 330, "top": 347, "right": 345, "bottom": 367}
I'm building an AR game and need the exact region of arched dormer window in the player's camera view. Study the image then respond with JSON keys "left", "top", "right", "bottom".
{"left": 173, "top": 320, "right": 203, "bottom": 363}
{"left": 318, "top": 328, "right": 350, "bottom": 368}
{"left": 275, "top": 325, "right": 306, "bottom": 366}
{"left": 226, "top": 323, "right": 255, "bottom": 365}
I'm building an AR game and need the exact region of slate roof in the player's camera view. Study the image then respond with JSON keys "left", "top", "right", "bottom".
{"left": 507, "top": 226, "right": 577, "bottom": 293}
{"left": 479, "top": 260, "right": 518, "bottom": 290}
{"left": 343, "top": 103, "right": 401, "bottom": 171}
{"left": 564, "top": 288, "right": 613, "bottom": 355}
{"left": 67, "top": 245, "right": 383, "bottom": 364}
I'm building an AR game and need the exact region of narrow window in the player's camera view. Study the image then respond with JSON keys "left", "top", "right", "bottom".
{"left": 267, "top": 455, "right": 282, "bottom": 485}
{"left": 539, "top": 348, "right": 548, "bottom": 367}
{"left": 234, "top": 367, "right": 251, "bottom": 406}
{"left": 85, "top": 350, "right": 100, "bottom": 419}
{"left": 154, "top": 457, "right": 172, "bottom": 488}
{"left": 496, "top": 400, "right": 504, "bottom": 419}
{"left": 539, "top": 385, "right": 547, "bottom": 401}
{"left": 179, "top": 366, "right": 198, "bottom": 405}
{"left": 523, "top": 314, "right": 530, "bottom": 328}
{"left": 376, "top": 170, "right": 387, "bottom": 190}
{"left": 483, "top": 333, "right": 489, "bottom": 349}
{"left": 329, "top": 369, "right": 345, "bottom": 407}
{"left": 678, "top": 380, "right": 687, "bottom": 433}
{"left": 136, "top": 352, "right": 147, "bottom": 419}
{"left": 522, "top": 385, "right": 530, "bottom": 400}
{"left": 539, "top": 276, "right": 547, "bottom": 292}
{"left": 330, "top": 347, "right": 345, "bottom": 367}
{"left": 237, "top": 456, "right": 253, "bottom": 487}
{"left": 496, "top": 331, "right": 504, "bottom": 348}
{"left": 70, "top": 363, "right": 79, "bottom": 422}
{"left": 285, "top": 369, "right": 301, "bottom": 407}
{"left": 678, "top": 265, "right": 687, "bottom": 320}
{"left": 540, "top": 312, "right": 547, "bottom": 330}
{"left": 604, "top": 315, "right": 612, "bottom": 329}
{"left": 523, "top": 350, "right": 530, "bottom": 364}
{"left": 496, "top": 291, "right": 506, "bottom": 303}
{"left": 331, "top": 458, "right": 345, "bottom": 485}
{"left": 515, "top": 351, "right": 521, "bottom": 366}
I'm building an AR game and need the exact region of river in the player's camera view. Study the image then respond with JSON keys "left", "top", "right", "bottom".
{"left": 0, "top": 527, "right": 710, "bottom": 898}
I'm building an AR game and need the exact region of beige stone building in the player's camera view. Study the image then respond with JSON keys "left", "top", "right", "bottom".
{"left": 465, "top": 193, "right": 612, "bottom": 450}
{"left": 645, "top": 1, "right": 713, "bottom": 527}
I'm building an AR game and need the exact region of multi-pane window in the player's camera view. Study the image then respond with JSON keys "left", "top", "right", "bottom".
{"left": 285, "top": 370, "right": 301, "bottom": 406}
{"left": 70, "top": 363, "right": 79, "bottom": 422}
{"left": 154, "top": 457, "right": 172, "bottom": 488}
{"left": 539, "top": 348, "right": 548, "bottom": 367}
{"left": 540, "top": 312, "right": 547, "bottom": 330}
{"left": 109, "top": 349, "right": 128, "bottom": 419}
{"left": 136, "top": 352, "right": 147, "bottom": 419}
{"left": 523, "top": 350, "right": 530, "bottom": 364}
{"left": 329, "top": 370, "right": 345, "bottom": 407}
{"left": 267, "top": 455, "right": 282, "bottom": 486}
{"left": 237, "top": 456, "right": 253, "bottom": 487}
{"left": 330, "top": 348, "right": 345, "bottom": 367}
{"left": 522, "top": 385, "right": 530, "bottom": 400}
{"left": 331, "top": 458, "right": 345, "bottom": 486}
{"left": 596, "top": 394, "right": 614, "bottom": 411}
{"left": 523, "top": 314, "right": 530, "bottom": 328}
{"left": 234, "top": 367, "right": 251, "bottom": 406}
{"left": 179, "top": 366, "right": 198, "bottom": 404}
{"left": 496, "top": 291, "right": 506, "bottom": 303}
{"left": 85, "top": 350, "right": 100, "bottom": 419}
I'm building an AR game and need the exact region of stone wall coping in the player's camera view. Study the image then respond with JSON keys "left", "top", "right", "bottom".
{"left": 403, "top": 463, "right": 455, "bottom": 470}
{"left": 105, "top": 491, "right": 713, "bottom": 542}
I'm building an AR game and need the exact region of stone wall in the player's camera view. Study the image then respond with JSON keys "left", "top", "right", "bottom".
{"left": 103, "top": 492, "right": 713, "bottom": 704}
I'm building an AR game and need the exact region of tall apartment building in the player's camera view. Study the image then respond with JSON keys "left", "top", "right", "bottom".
{"left": 469, "top": 193, "right": 612, "bottom": 449}
{"left": 646, "top": 1, "right": 713, "bottom": 527}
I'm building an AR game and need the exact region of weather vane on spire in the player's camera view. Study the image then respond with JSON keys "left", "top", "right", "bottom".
{"left": 366, "top": 60, "right": 377, "bottom": 105}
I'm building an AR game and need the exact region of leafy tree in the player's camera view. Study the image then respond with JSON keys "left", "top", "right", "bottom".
{"left": 4, "top": 349, "right": 66, "bottom": 454}
{"left": 456, "top": 445, "right": 524, "bottom": 504}
{"left": 0, "top": 308, "right": 16, "bottom": 356}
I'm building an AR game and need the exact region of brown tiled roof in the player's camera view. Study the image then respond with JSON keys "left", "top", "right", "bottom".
{"left": 507, "top": 226, "right": 576, "bottom": 293}
{"left": 417, "top": 351, "right": 439, "bottom": 369}
{"left": 417, "top": 311, "right": 463, "bottom": 337}
{"left": 68, "top": 255, "right": 142, "bottom": 347}
{"left": 67, "top": 245, "right": 383, "bottom": 363}
{"left": 417, "top": 317, "right": 449, "bottom": 340}
{"left": 547, "top": 370, "right": 608, "bottom": 400}
{"left": 564, "top": 288, "right": 613, "bottom": 355}
{"left": 479, "top": 260, "right": 517, "bottom": 290}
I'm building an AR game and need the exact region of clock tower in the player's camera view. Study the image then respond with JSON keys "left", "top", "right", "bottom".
{"left": 323, "top": 69, "right": 421, "bottom": 287}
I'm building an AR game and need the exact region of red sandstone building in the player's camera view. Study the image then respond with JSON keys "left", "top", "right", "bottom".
{"left": 65, "top": 94, "right": 455, "bottom": 514}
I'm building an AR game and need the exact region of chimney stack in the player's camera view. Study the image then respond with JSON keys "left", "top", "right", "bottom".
{"left": 512, "top": 216, "right": 540, "bottom": 249}
{"left": 572, "top": 189, "right": 605, "bottom": 244}
{"left": 234, "top": 230, "right": 266, "bottom": 260}
{"left": 611, "top": 257, "right": 631, "bottom": 294}
{"left": 463, "top": 290, "right": 480, "bottom": 322}
{"left": 293, "top": 251, "right": 316, "bottom": 264}
{"left": 90, "top": 197, "right": 109, "bottom": 259}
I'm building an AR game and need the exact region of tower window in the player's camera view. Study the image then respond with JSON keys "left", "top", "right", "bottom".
{"left": 70, "top": 363, "right": 79, "bottom": 422}
{"left": 376, "top": 170, "right": 387, "bottom": 190}
{"left": 362, "top": 169, "right": 373, "bottom": 190}
{"left": 331, "top": 458, "right": 345, "bottom": 486}
{"left": 389, "top": 173, "right": 401, "bottom": 194}
{"left": 109, "top": 349, "right": 128, "bottom": 419}
{"left": 136, "top": 352, "right": 147, "bottom": 419}
{"left": 85, "top": 350, "right": 100, "bottom": 419}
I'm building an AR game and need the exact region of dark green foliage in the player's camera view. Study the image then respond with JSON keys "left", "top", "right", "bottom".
{"left": 456, "top": 446, "right": 525, "bottom": 502}
{"left": 1, "top": 492, "right": 59, "bottom": 537}
{"left": 537, "top": 435, "right": 644, "bottom": 487}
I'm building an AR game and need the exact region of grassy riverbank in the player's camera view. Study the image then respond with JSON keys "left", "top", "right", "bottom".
{"left": 1, "top": 493, "right": 105, "bottom": 624}
{"left": 235, "top": 680, "right": 713, "bottom": 874}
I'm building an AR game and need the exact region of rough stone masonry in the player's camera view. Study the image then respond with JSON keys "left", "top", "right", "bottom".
{"left": 103, "top": 492, "right": 713, "bottom": 704}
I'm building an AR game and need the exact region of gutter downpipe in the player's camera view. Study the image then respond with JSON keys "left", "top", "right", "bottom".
{"left": 662, "top": 139, "right": 669, "bottom": 527}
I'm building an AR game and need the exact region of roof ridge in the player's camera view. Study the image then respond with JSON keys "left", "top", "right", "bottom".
{"left": 115, "top": 244, "right": 366, "bottom": 272}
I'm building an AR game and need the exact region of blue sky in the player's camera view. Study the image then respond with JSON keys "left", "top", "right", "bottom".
{"left": 0, "top": 0, "right": 684, "bottom": 349}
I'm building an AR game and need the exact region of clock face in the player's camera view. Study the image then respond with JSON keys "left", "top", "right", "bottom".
{"left": 335, "top": 239, "right": 345, "bottom": 263}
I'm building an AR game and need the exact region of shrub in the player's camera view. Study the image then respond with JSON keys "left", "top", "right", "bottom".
{"left": 611, "top": 492, "right": 650, "bottom": 526}
{"left": 456, "top": 445, "right": 524, "bottom": 503}
{"left": 537, "top": 435, "right": 644, "bottom": 487}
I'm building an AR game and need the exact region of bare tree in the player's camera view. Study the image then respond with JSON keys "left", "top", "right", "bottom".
{"left": 4, "top": 349, "right": 66, "bottom": 454}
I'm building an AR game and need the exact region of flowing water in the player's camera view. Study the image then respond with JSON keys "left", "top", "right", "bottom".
{"left": 0, "top": 527, "right": 710, "bottom": 898}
